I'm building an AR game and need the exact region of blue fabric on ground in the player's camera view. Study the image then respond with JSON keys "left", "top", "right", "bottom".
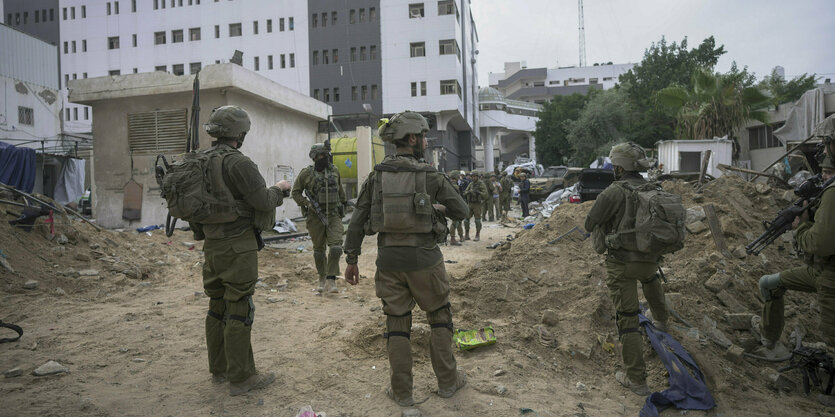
{"left": 0, "top": 142, "right": 37, "bottom": 193}
{"left": 639, "top": 312, "right": 716, "bottom": 417}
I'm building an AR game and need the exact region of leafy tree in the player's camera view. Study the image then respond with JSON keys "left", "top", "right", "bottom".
{"left": 534, "top": 93, "right": 588, "bottom": 166}
{"left": 657, "top": 68, "right": 770, "bottom": 140}
{"left": 565, "top": 88, "right": 637, "bottom": 165}
{"left": 758, "top": 69, "right": 818, "bottom": 106}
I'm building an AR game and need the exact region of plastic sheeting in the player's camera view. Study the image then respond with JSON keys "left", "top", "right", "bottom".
{"left": 773, "top": 87, "right": 828, "bottom": 144}
{"left": 0, "top": 141, "right": 37, "bottom": 193}
{"left": 53, "top": 157, "right": 86, "bottom": 205}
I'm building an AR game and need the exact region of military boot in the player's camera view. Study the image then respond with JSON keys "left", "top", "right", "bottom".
{"left": 473, "top": 232, "right": 480, "bottom": 242}
{"left": 449, "top": 236, "right": 461, "bottom": 246}
{"left": 464, "top": 232, "right": 470, "bottom": 241}
{"left": 316, "top": 276, "right": 326, "bottom": 293}
{"left": 437, "top": 368, "right": 467, "bottom": 398}
{"left": 326, "top": 276, "right": 338, "bottom": 294}
{"left": 229, "top": 372, "right": 276, "bottom": 396}
{"left": 615, "top": 371, "right": 649, "bottom": 396}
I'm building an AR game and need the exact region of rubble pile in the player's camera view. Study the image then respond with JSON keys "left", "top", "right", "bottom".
{"left": 452, "top": 175, "right": 822, "bottom": 399}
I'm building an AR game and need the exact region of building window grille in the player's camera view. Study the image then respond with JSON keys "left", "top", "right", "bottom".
{"left": 410, "top": 42, "right": 425, "bottom": 57}
{"left": 323, "top": 88, "right": 330, "bottom": 102}
{"left": 268, "top": 55, "right": 273, "bottom": 69}
{"left": 280, "top": 54, "right": 286, "bottom": 68}
{"left": 18, "top": 107, "right": 34, "bottom": 126}
{"left": 312, "top": 51, "right": 318, "bottom": 65}
{"left": 229, "top": 23, "right": 242, "bottom": 37}
{"left": 361, "top": 85, "right": 368, "bottom": 100}
{"left": 190, "top": 62, "right": 201, "bottom": 73}
{"left": 440, "top": 79, "right": 460, "bottom": 97}
{"left": 350, "top": 47, "right": 357, "bottom": 62}
{"left": 360, "top": 46, "right": 366, "bottom": 61}
{"left": 82, "top": 5, "right": 87, "bottom": 17}
{"left": 334, "top": 88, "right": 340, "bottom": 102}
{"left": 109, "top": 70, "right": 121, "bottom": 76}
{"left": 189, "top": 27, "right": 200, "bottom": 41}
{"left": 288, "top": 17, "right": 294, "bottom": 30}
{"left": 70, "top": 7, "right": 75, "bottom": 19}
{"left": 321, "top": 12, "right": 327, "bottom": 27}
{"left": 411, "top": 82, "right": 417, "bottom": 97}
{"left": 351, "top": 87, "right": 357, "bottom": 101}
{"left": 409, "top": 3, "right": 424, "bottom": 18}
{"left": 332, "top": 11, "right": 337, "bottom": 25}
{"left": 72, "top": 40, "right": 77, "bottom": 52}
{"left": 253, "top": 21, "right": 259, "bottom": 34}
{"left": 108, "top": 36, "right": 120, "bottom": 49}
{"left": 359, "top": 8, "right": 365, "bottom": 22}
{"left": 290, "top": 53, "right": 295, "bottom": 67}
{"left": 127, "top": 109, "right": 189, "bottom": 154}
{"left": 332, "top": 49, "right": 339, "bottom": 63}
{"left": 254, "top": 57, "right": 259, "bottom": 71}
{"left": 349, "top": 9, "right": 355, "bottom": 24}
{"left": 279, "top": 18, "right": 285, "bottom": 31}
{"left": 156, "top": 65, "right": 167, "bottom": 72}
{"left": 74, "top": 108, "right": 78, "bottom": 120}
{"left": 421, "top": 81, "right": 426, "bottom": 96}
{"left": 313, "top": 89, "right": 319, "bottom": 100}
{"left": 370, "top": 7, "right": 376, "bottom": 21}
{"left": 132, "top": 0, "right": 137, "bottom": 12}
{"left": 748, "top": 124, "right": 784, "bottom": 150}
{"left": 267, "top": 19, "right": 272, "bottom": 32}
{"left": 172, "top": 64, "right": 184, "bottom": 75}
{"left": 115, "top": 1, "right": 120, "bottom": 14}
{"left": 107, "top": 3, "right": 111, "bottom": 15}
{"left": 439, "top": 39, "right": 460, "bottom": 58}
{"left": 154, "top": 31, "right": 166, "bottom": 44}
{"left": 370, "top": 45, "right": 377, "bottom": 60}
{"left": 172, "top": 29, "right": 183, "bottom": 43}
{"left": 323, "top": 50, "right": 329, "bottom": 65}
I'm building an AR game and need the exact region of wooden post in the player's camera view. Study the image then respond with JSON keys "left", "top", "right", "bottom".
{"left": 698, "top": 149, "right": 712, "bottom": 187}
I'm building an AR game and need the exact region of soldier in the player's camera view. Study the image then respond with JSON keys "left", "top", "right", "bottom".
{"left": 499, "top": 171, "right": 514, "bottom": 219}
{"left": 343, "top": 111, "right": 469, "bottom": 407}
{"left": 292, "top": 143, "right": 347, "bottom": 294}
{"left": 490, "top": 173, "right": 502, "bottom": 222}
{"left": 584, "top": 142, "right": 669, "bottom": 396}
{"left": 447, "top": 171, "right": 464, "bottom": 246}
{"left": 193, "top": 105, "right": 290, "bottom": 395}
{"left": 518, "top": 172, "right": 531, "bottom": 218}
{"left": 482, "top": 173, "right": 495, "bottom": 222}
{"left": 463, "top": 171, "right": 488, "bottom": 241}
{"left": 756, "top": 118, "right": 835, "bottom": 377}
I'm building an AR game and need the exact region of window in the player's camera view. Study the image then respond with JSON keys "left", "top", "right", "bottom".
{"left": 748, "top": 124, "right": 784, "bottom": 150}
{"left": 370, "top": 7, "right": 376, "bottom": 21}
{"left": 312, "top": 51, "right": 318, "bottom": 65}
{"left": 23, "top": 11, "right": 28, "bottom": 24}
{"left": 323, "top": 50, "right": 329, "bottom": 64}
{"left": 35, "top": 11, "right": 39, "bottom": 22}
{"left": 321, "top": 12, "right": 327, "bottom": 27}
{"left": 359, "top": 8, "right": 365, "bottom": 22}
{"left": 71, "top": 40, "right": 76, "bottom": 52}
{"left": 65, "top": 74, "right": 69, "bottom": 86}
{"left": 323, "top": 88, "right": 330, "bottom": 102}
{"left": 84, "top": 108, "right": 89, "bottom": 120}
{"left": 290, "top": 53, "right": 295, "bottom": 67}
{"left": 267, "top": 19, "right": 272, "bottom": 32}
{"left": 421, "top": 81, "right": 426, "bottom": 96}
{"left": 359, "top": 46, "right": 366, "bottom": 61}
{"left": 410, "top": 42, "right": 425, "bottom": 57}
{"left": 279, "top": 18, "right": 285, "bottom": 31}
{"left": 189, "top": 62, "right": 201, "bottom": 73}
{"left": 370, "top": 45, "right": 377, "bottom": 60}
{"left": 65, "top": 108, "right": 70, "bottom": 121}
{"left": 533, "top": 81, "right": 544, "bottom": 87}
{"left": 127, "top": 109, "right": 189, "bottom": 154}
{"left": 349, "top": 9, "right": 355, "bottom": 24}
{"left": 371, "top": 85, "right": 378, "bottom": 100}
{"left": 189, "top": 27, "right": 200, "bottom": 41}
{"left": 108, "top": 36, "right": 120, "bottom": 49}
{"left": 439, "top": 39, "right": 459, "bottom": 58}
{"left": 83, "top": 39, "right": 88, "bottom": 52}
{"left": 18, "top": 107, "right": 34, "bottom": 125}
{"left": 107, "top": 3, "right": 111, "bottom": 15}
{"left": 409, "top": 3, "right": 424, "bottom": 18}
{"left": 440, "top": 79, "right": 461, "bottom": 97}
{"left": 334, "top": 88, "right": 340, "bottom": 102}
{"left": 50, "top": 9, "right": 54, "bottom": 21}
{"left": 351, "top": 86, "right": 357, "bottom": 101}
{"left": 74, "top": 108, "right": 78, "bottom": 120}
{"left": 155, "top": 65, "right": 167, "bottom": 72}
{"left": 229, "top": 23, "right": 242, "bottom": 37}
{"left": 361, "top": 85, "right": 368, "bottom": 100}
{"left": 332, "top": 11, "right": 337, "bottom": 25}
{"left": 71, "top": 7, "right": 75, "bottom": 19}
{"left": 131, "top": 35, "right": 136, "bottom": 47}
{"left": 132, "top": 0, "right": 137, "bottom": 12}
{"left": 288, "top": 17, "right": 293, "bottom": 30}
{"left": 411, "top": 82, "right": 417, "bottom": 97}
{"left": 214, "top": 25, "right": 220, "bottom": 38}
{"left": 63, "top": 42, "right": 68, "bottom": 54}
{"left": 172, "top": 64, "right": 184, "bottom": 75}
{"left": 73, "top": 73, "right": 77, "bottom": 80}
{"left": 81, "top": 5, "right": 86, "bottom": 18}
{"left": 83, "top": 72, "right": 88, "bottom": 78}
{"left": 332, "top": 49, "right": 338, "bottom": 63}
{"left": 109, "top": 69, "right": 121, "bottom": 76}
{"left": 253, "top": 20, "right": 258, "bottom": 34}
{"left": 268, "top": 55, "right": 273, "bottom": 70}
{"left": 172, "top": 29, "right": 183, "bottom": 43}
{"left": 63, "top": 8, "right": 67, "bottom": 20}
{"left": 115, "top": 1, "right": 120, "bottom": 14}
{"left": 313, "top": 89, "right": 319, "bottom": 100}
{"left": 254, "top": 56, "right": 259, "bottom": 71}
{"left": 154, "top": 0, "right": 159, "bottom": 9}
{"left": 350, "top": 47, "right": 357, "bottom": 62}
{"left": 280, "top": 54, "right": 286, "bottom": 68}
{"left": 438, "top": 0, "right": 454, "bottom": 16}
{"left": 154, "top": 31, "right": 166, "bottom": 44}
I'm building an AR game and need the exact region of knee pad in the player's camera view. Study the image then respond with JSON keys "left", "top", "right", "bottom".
{"left": 313, "top": 250, "right": 326, "bottom": 261}
{"left": 427, "top": 303, "right": 453, "bottom": 331}
{"left": 615, "top": 309, "right": 640, "bottom": 340}
{"left": 207, "top": 297, "right": 225, "bottom": 321}
{"left": 225, "top": 296, "right": 255, "bottom": 326}
{"left": 759, "top": 273, "right": 782, "bottom": 301}
{"left": 328, "top": 245, "right": 343, "bottom": 258}
{"left": 385, "top": 312, "right": 412, "bottom": 339}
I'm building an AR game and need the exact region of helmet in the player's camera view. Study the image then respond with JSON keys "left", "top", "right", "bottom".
{"left": 821, "top": 155, "right": 835, "bottom": 170}
{"left": 204, "top": 105, "right": 251, "bottom": 139}
{"left": 449, "top": 170, "right": 460, "bottom": 179}
{"left": 377, "top": 111, "right": 429, "bottom": 142}
{"left": 813, "top": 114, "right": 835, "bottom": 145}
{"left": 470, "top": 171, "right": 481, "bottom": 178}
{"left": 309, "top": 143, "right": 329, "bottom": 160}
{"left": 609, "top": 142, "right": 653, "bottom": 172}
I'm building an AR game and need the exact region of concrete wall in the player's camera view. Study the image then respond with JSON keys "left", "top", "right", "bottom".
{"left": 657, "top": 139, "right": 733, "bottom": 178}
{"left": 3, "top": 0, "right": 60, "bottom": 45}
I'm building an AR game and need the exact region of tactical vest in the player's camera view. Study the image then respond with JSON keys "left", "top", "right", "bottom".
{"left": 368, "top": 158, "right": 437, "bottom": 247}
{"left": 802, "top": 183, "right": 835, "bottom": 269}
{"left": 310, "top": 166, "right": 341, "bottom": 207}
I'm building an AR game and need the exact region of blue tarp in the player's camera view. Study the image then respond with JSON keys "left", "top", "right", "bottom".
{"left": 639, "top": 312, "right": 716, "bottom": 417}
{"left": 0, "top": 142, "right": 37, "bottom": 193}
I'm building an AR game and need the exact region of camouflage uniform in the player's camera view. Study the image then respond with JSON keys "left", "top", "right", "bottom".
{"left": 482, "top": 176, "right": 495, "bottom": 222}
{"left": 463, "top": 172, "right": 489, "bottom": 241}
{"left": 448, "top": 171, "right": 464, "bottom": 245}
{"left": 499, "top": 173, "right": 513, "bottom": 217}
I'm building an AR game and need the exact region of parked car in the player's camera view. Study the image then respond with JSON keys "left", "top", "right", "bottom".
{"left": 528, "top": 166, "right": 582, "bottom": 201}
{"left": 569, "top": 168, "right": 615, "bottom": 203}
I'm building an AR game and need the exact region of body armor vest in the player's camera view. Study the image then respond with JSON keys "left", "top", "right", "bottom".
{"left": 311, "top": 166, "right": 341, "bottom": 207}
{"left": 369, "top": 158, "right": 436, "bottom": 247}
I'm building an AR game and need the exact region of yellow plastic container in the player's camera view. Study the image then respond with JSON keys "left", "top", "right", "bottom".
{"left": 329, "top": 136, "right": 386, "bottom": 180}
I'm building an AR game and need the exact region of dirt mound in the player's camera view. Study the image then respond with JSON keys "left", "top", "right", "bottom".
{"left": 452, "top": 175, "right": 822, "bottom": 402}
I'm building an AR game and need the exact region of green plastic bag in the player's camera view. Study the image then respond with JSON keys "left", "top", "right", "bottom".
{"left": 453, "top": 327, "right": 496, "bottom": 351}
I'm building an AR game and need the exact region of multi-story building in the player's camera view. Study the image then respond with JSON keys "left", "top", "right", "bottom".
{"left": 489, "top": 61, "right": 634, "bottom": 104}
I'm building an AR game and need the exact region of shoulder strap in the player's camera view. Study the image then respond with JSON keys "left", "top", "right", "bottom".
{"left": 0, "top": 320, "right": 23, "bottom": 343}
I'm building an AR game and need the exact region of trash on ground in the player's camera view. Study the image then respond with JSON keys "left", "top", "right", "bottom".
{"left": 453, "top": 327, "right": 496, "bottom": 351}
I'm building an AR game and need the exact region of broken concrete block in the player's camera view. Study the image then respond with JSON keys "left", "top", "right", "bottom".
{"left": 686, "top": 221, "right": 708, "bottom": 234}
{"left": 732, "top": 245, "right": 747, "bottom": 259}
{"left": 725, "top": 313, "right": 754, "bottom": 330}
{"left": 704, "top": 272, "right": 731, "bottom": 293}
{"left": 781, "top": 190, "right": 795, "bottom": 203}
{"left": 756, "top": 183, "right": 771, "bottom": 194}
{"left": 716, "top": 289, "right": 746, "bottom": 314}
{"left": 32, "top": 361, "right": 68, "bottom": 376}
{"left": 685, "top": 206, "right": 706, "bottom": 225}
{"left": 725, "top": 345, "right": 745, "bottom": 364}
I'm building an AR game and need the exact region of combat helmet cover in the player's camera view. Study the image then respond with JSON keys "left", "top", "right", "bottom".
{"left": 309, "top": 143, "right": 329, "bottom": 160}
{"left": 449, "top": 170, "right": 461, "bottom": 179}
{"left": 377, "top": 111, "right": 429, "bottom": 143}
{"left": 204, "top": 105, "right": 251, "bottom": 139}
{"left": 609, "top": 142, "right": 654, "bottom": 172}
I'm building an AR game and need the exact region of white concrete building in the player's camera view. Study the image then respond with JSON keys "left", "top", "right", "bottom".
{"left": 489, "top": 61, "right": 634, "bottom": 104}
{"left": 476, "top": 87, "right": 541, "bottom": 171}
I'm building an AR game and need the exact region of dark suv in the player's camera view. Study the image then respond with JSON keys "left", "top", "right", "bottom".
{"left": 528, "top": 166, "right": 582, "bottom": 200}
{"left": 571, "top": 168, "right": 615, "bottom": 203}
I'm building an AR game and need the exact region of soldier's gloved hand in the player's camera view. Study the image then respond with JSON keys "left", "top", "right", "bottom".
{"left": 345, "top": 264, "right": 360, "bottom": 285}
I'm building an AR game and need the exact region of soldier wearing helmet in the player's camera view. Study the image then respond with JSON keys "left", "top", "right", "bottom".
{"left": 343, "top": 111, "right": 469, "bottom": 407}
{"left": 463, "top": 171, "right": 488, "bottom": 241}
{"left": 755, "top": 116, "right": 835, "bottom": 405}
{"left": 499, "top": 171, "right": 513, "bottom": 219}
{"left": 196, "top": 105, "right": 291, "bottom": 395}
{"left": 447, "top": 170, "right": 464, "bottom": 245}
{"left": 584, "top": 141, "right": 669, "bottom": 397}
{"left": 291, "top": 142, "right": 347, "bottom": 294}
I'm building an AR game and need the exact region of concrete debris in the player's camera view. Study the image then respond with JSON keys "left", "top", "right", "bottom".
{"left": 181, "top": 242, "right": 195, "bottom": 250}
{"left": 703, "top": 272, "right": 731, "bottom": 293}
{"left": 755, "top": 183, "right": 771, "bottom": 194}
{"left": 493, "top": 369, "right": 506, "bottom": 377}
{"left": 32, "top": 360, "right": 68, "bottom": 376}
{"left": 75, "top": 253, "right": 91, "bottom": 262}
{"left": 0, "top": 257, "right": 14, "bottom": 272}
{"left": 56, "top": 234, "right": 69, "bottom": 245}
{"left": 4, "top": 367, "right": 23, "bottom": 378}
{"left": 495, "top": 385, "right": 508, "bottom": 395}
{"left": 685, "top": 206, "right": 706, "bottom": 225}
{"left": 77, "top": 269, "right": 100, "bottom": 277}
{"left": 725, "top": 313, "right": 754, "bottom": 330}
{"left": 724, "top": 345, "right": 745, "bottom": 364}
{"left": 23, "top": 280, "right": 39, "bottom": 290}
{"left": 575, "top": 381, "right": 587, "bottom": 391}
{"left": 541, "top": 310, "right": 559, "bottom": 326}
{"left": 55, "top": 287, "right": 67, "bottom": 296}
{"left": 761, "top": 368, "right": 796, "bottom": 393}
{"left": 716, "top": 290, "right": 746, "bottom": 314}
{"left": 401, "top": 408, "right": 421, "bottom": 417}
{"left": 685, "top": 221, "right": 708, "bottom": 234}
{"left": 731, "top": 245, "right": 747, "bottom": 259}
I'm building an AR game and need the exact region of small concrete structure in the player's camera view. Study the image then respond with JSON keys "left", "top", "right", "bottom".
{"left": 476, "top": 87, "right": 541, "bottom": 171}
{"left": 69, "top": 64, "right": 330, "bottom": 229}
{"left": 656, "top": 138, "right": 733, "bottom": 178}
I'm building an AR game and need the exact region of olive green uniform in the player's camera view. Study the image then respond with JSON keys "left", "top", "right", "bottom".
{"left": 482, "top": 179, "right": 495, "bottom": 221}
{"left": 190, "top": 143, "right": 285, "bottom": 384}
{"left": 500, "top": 175, "right": 513, "bottom": 216}
{"left": 584, "top": 173, "right": 669, "bottom": 384}
{"left": 344, "top": 154, "right": 468, "bottom": 402}
{"left": 291, "top": 164, "right": 347, "bottom": 279}
{"left": 761, "top": 183, "right": 835, "bottom": 345}
{"left": 450, "top": 181, "right": 465, "bottom": 241}
{"left": 464, "top": 178, "right": 488, "bottom": 237}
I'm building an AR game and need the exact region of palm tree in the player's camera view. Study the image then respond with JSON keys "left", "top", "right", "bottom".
{"left": 657, "top": 68, "right": 770, "bottom": 140}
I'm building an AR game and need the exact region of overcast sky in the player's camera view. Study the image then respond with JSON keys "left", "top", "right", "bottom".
{"left": 471, "top": 0, "right": 835, "bottom": 86}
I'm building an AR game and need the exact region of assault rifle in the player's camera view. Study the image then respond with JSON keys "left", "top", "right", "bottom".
{"left": 746, "top": 174, "right": 835, "bottom": 256}
{"left": 779, "top": 341, "right": 835, "bottom": 395}
{"left": 304, "top": 189, "right": 328, "bottom": 227}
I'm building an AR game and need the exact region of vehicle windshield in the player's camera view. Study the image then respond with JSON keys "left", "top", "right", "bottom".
{"left": 541, "top": 167, "right": 567, "bottom": 177}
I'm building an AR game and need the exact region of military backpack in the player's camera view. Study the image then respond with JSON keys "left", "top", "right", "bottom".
{"left": 609, "top": 181, "right": 686, "bottom": 256}
{"left": 161, "top": 147, "right": 243, "bottom": 224}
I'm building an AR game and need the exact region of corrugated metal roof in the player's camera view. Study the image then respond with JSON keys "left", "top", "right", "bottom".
{"left": 0, "top": 23, "right": 59, "bottom": 89}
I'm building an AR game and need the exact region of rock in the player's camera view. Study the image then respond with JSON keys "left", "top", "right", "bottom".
{"left": 761, "top": 368, "right": 796, "bottom": 393}
{"left": 52, "top": 246, "right": 66, "bottom": 256}
{"left": 181, "top": 241, "right": 196, "bottom": 249}
{"left": 685, "top": 206, "right": 706, "bottom": 225}
{"left": 575, "top": 381, "right": 587, "bottom": 391}
{"left": 23, "top": 280, "right": 39, "bottom": 290}
{"left": 89, "top": 243, "right": 100, "bottom": 249}
{"left": 32, "top": 360, "right": 68, "bottom": 376}
{"left": 402, "top": 409, "right": 421, "bottom": 417}
{"left": 55, "top": 287, "right": 67, "bottom": 296}
{"left": 56, "top": 234, "right": 69, "bottom": 244}
{"left": 495, "top": 385, "right": 508, "bottom": 395}
{"left": 541, "top": 309, "right": 559, "bottom": 326}
{"left": 731, "top": 245, "right": 747, "bottom": 259}
{"left": 759, "top": 253, "right": 770, "bottom": 268}
{"left": 704, "top": 272, "right": 731, "bottom": 293}
{"left": 692, "top": 194, "right": 705, "bottom": 203}
{"left": 665, "top": 293, "right": 682, "bottom": 311}
{"left": 781, "top": 190, "right": 795, "bottom": 203}
{"left": 75, "top": 253, "right": 91, "bottom": 262}
{"left": 4, "top": 367, "right": 23, "bottom": 378}
{"left": 138, "top": 282, "right": 152, "bottom": 288}
{"left": 725, "top": 313, "right": 754, "bottom": 330}
{"left": 725, "top": 345, "right": 745, "bottom": 364}
{"left": 119, "top": 347, "right": 129, "bottom": 353}
{"left": 77, "top": 269, "right": 100, "bottom": 277}
{"left": 370, "top": 306, "right": 381, "bottom": 312}
{"left": 255, "top": 281, "right": 269, "bottom": 289}
{"left": 702, "top": 316, "right": 733, "bottom": 348}
{"left": 755, "top": 183, "right": 771, "bottom": 194}
{"left": 275, "top": 280, "right": 289, "bottom": 291}
{"left": 131, "top": 358, "right": 146, "bottom": 363}
{"left": 493, "top": 369, "right": 506, "bottom": 377}
{"left": 716, "top": 290, "right": 746, "bottom": 313}
{"left": 266, "top": 297, "right": 282, "bottom": 303}
{"left": 686, "top": 221, "right": 708, "bottom": 234}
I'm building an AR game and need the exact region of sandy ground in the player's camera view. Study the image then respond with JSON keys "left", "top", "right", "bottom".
{"left": 1, "top": 185, "right": 834, "bottom": 416}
